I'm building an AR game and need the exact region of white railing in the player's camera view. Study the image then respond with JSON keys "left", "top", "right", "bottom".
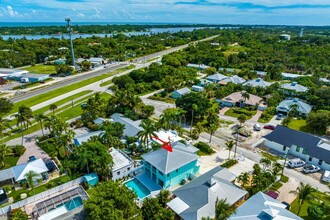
{"left": 0, "top": 176, "right": 84, "bottom": 216}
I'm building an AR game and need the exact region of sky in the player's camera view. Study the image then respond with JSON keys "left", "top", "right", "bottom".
{"left": 0, "top": 0, "right": 330, "bottom": 25}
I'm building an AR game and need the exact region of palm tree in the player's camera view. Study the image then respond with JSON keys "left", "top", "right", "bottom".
{"left": 259, "top": 158, "right": 272, "bottom": 171}
{"left": 49, "top": 104, "right": 57, "bottom": 115}
{"left": 35, "top": 113, "right": 46, "bottom": 137}
{"left": 15, "top": 105, "right": 33, "bottom": 145}
{"left": 289, "top": 104, "right": 299, "bottom": 118}
{"left": 290, "top": 182, "right": 316, "bottom": 215}
{"left": 269, "top": 162, "right": 283, "bottom": 178}
{"left": 190, "top": 104, "right": 198, "bottom": 136}
{"left": 237, "top": 172, "right": 250, "bottom": 187}
{"left": 0, "top": 144, "right": 12, "bottom": 168}
{"left": 241, "top": 91, "right": 250, "bottom": 107}
{"left": 208, "top": 123, "right": 219, "bottom": 143}
{"left": 137, "top": 119, "right": 157, "bottom": 147}
{"left": 24, "top": 170, "right": 39, "bottom": 195}
{"left": 0, "top": 117, "right": 11, "bottom": 144}
{"left": 215, "top": 198, "right": 236, "bottom": 220}
{"left": 225, "top": 139, "right": 235, "bottom": 159}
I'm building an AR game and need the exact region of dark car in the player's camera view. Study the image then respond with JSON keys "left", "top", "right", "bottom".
{"left": 282, "top": 201, "right": 290, "bottom": 210}
{"left": 264, "top": 124, "right": 276, "bottom": 130}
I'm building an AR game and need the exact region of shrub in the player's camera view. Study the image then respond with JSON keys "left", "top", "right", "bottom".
{"left": 194, "top": 142, "right": 215, "bottom": 155}
{"left": 280, "top": 175, "right": 289, "bottom": 183}
{"left": 12, "top": 145, "right": 26, "bottom": 157}
{"left": 220, "top": 159, "right": 238, "bottom": 168}
{"left": 232, "top": 108, "right": 254, "bottom": 116}
{"left": 9, "top": 209, "right": 28, "bottom": 220}
{"left": 307, "top": 205, "right": 325, "bottom": 219}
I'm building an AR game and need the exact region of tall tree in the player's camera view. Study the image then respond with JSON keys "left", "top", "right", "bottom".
{"left": 190, "top": 104, "right": 198, "bottom": 136}
{"left": 259, "top": 158, "right": 272, "bottom": 171}
{"left": 237, "top": 172, "right": 250, "bottom": 187}
{"left": 15, "top": 105, "right": 33, "bottom": 145}
{"left": 34, "top": 113, "right": 46, "bottom": 137}
{"left": 241, "top": 91, "right": 250, "bottom": 104}
{"left": 290, "top": 182, "right": 316, "bottom": 215}
{"left": 225, "top": 139, "right": 235, "bottom": 159}
{"left": 49, "top": 104, "right": 57, "bottom": 115}
{"left": 215, "top": 198, "right": 236, "bottom": 220}
{"left": 0, "top": 144, "right": 12, "bottom": 168}
{"left": 24, "top": 170, "right": 39, "bottom": 195}
{"left": 0, "top": 98, "right": 13, "bottom": 117}
{"left": 0, "top": 117, "right": 11, "bottom": 144}
{"left": 137, "top": 119, "right": 157, "bottom": 147}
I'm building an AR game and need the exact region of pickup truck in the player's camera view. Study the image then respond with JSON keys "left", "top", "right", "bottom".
{"left": 302, "top": 164, "right": 321, "bottom": 173}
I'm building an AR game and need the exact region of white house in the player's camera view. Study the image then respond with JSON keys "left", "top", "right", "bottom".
{"left": 110, "top": 148, "right": 134, "bottom": 180}
{"left": 192, "top": 85, "right": 204, "bottom": 92}
{"left": 264, "top": 125, "right": 330, "bottom": 170}
{"left": 171, "top": 87, "right": 191, "bottom": 99}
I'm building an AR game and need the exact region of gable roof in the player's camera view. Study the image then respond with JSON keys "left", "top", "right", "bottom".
{"left": 276, "top": 98, "right": 312, "bottom": 115}
{"left": 168, "top": 166, "right": 247, "bottom": 220}
{"left": 264, "top": 125, "right": 330, "bottom": 163}
{"left": 173, "top": 87, "right": 191, "bottom": 95}
{"left": 281, "top": 82, "right": 308, "bottom": 92}
{"left": 243, "top": 78, "right": 271, "bottom": 88}
{"left": 229, "top": 192, "right": 303, "bottom": 220}
{"left": 12, "top": 159, "right": 48, "bottom": 182}
{"left": 221, "top": 91, "right": 263, "bottom": 106}
{"left": 206, "top": 73, "right": 227, "bottom": 82}
{"left": 221, "top": 75, "right": 246, "bottom": 84}
{"left": 74, "top": 130, "right": 104, "bottom": 146}
{"left": 111, "top": 113, "right": 142, "bottom": 137}
{"left": 187, "top": 63, "right": 210, "bottom": 69}
{"left": 141, "top": 143, "right": 199, "bottom": 174}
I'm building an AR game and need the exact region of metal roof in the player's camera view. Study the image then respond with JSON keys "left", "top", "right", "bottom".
{"left": 12, "top": 159, "right": 49, "bottom": 182}
{"left": 74, "top": 130, "right": 104, "bottom": 146}
{"left": 111, "top": 113, "right": 142, "bottom": 137}
{"left": 221, "top": 75, "right": 246, "bottom": 84}
{"left": 264, "top": 125, "right": 330, "bottom": 163}
{"left": 168, "top": 167, "right": 247, "bottom": 220}
{"left": 243, "top": 78, "right": 271, "bottom": 88}
{"left": 187, "top": 63, "right": 210, "bottom": 69}
{"left": 173, "top": 87, "right": 191, "bottom": 95}
{"left": 276, "top": 98, "right": 312, "bottom": 115}
{"left": 229, "top": 192, "right": 302, "bottom": 220}
{"left": 281, "top": 82, "right": 308, "bottom": 92}
{"left": 206, "top": 73, "right": 227, "bottom": 82}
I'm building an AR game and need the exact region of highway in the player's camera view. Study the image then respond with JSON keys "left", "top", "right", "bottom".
{"left": 10, "top": 35, "right": 218, "bottom": 103}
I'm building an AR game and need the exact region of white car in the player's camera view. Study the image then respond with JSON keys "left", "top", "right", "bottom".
{"left": 303, "top": 164, "right": 321, "bottom": 173}
{"left": 254, "top": 124, "right": 261, "bottom": 131}
{"left": 288, "top": 159, "right": 305, "bottom": 168}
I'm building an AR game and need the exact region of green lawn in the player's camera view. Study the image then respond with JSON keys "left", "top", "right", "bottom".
{"left": 224, "top": 108, "right": 257, "bottom": 120}
{"left": 22, "top": 65, "right": 56, "bottom": 74}
{"left": 290, "top": 191, "right": 330, "bottom": 219}
{"left": 1, "top": 156, "right": 20, "bottom": 170}
{"left": 288, "top": 119, "right": 309, "bottom": 132}
{"left": 260, "top": 151, "right": 280, "bottom": 161}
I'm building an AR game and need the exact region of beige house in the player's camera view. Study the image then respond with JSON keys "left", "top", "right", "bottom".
{"left": 219, "top": 91, "right": 267, "bottom": 110}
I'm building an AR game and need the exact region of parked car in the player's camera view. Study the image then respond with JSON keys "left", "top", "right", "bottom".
{"left": 303, "top": 164, "right": 321, "bottom": 173}
{"left": 233, "top": 128, "right": 252, "bottom": 137}
{"left": 281, "top": 201, "right": 290, "bottom": 210}
{"left": 264, "top": 124, "right": 276, "bottom": 130}
{"left": 276, "top": 113, "right": 283, "bottom": 120}
{"left": 254, "top": 123, "right": 261, "bottom": 131}
{"left": 288, "top": 158, "right": 305, "bottom": 168}
{"left": 322, "top": 170, "right": 330, "bottom": 183}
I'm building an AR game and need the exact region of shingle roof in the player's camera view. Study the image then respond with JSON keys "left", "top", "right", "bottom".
{"left": 141, "top": 142, "right": 199, "bottom": 174}
{"left": 221, "top": 91, "right": 263, "bottom": 106}
{"left": 264, "top": 125, "right": 330, "bottom": 163}
{"left": 168, "top": 166, "right": 247, "bottom": 220}
{"left": 220, "top": 75, "right": 246, "bottom": 84}
{"left": 111, "top": 113, "right": 142, "bottom": 137}
{"left": 229, "top": 192, "right": 303, "bottom": 220}
{"left": 12, "top": 159, "right": 49, "bottom": 182}
{"left": 206, "top": 73, "right": 227, "bottom": 82}
{"left": 243, "top": 78, "right": 271, "bottom": 88}
{"left": 281, "top": 82, "right": 308, "bottom": 92}
{"left": 276, "top": 98, "right": 312, "bottom": 115}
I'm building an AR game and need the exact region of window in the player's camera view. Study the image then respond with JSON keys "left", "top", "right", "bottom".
{"left": 117, "top": 171, "right": 120, "bottom": 175}
{"left": 318, "top": 160, "right": 323, "bottom": 165}
{"left": 308, "top": 157, "right": 313, "bottom": 162}
{"left": 296, "top": 146, "right": 301, "bottom": 152}
{"left": 127, "top": 167, "right": 130, "bottom": 171}
{"left": 302, "top": 149, "right": 307, "bottom": 155}
{"left": 283, "top": 146, "right": 287, "bottom": 151}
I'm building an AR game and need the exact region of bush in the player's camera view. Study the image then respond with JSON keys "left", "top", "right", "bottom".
{"left": 12, "top": 145, "right": 26, "bottom": 157}
{"left": 9, "top": 209, "right": 28, "bottom": 220}
{"left": 220, "top": 159, "right": 238, "bottom": 168}
{"left": 307, "top": 205, "right": 325, "bottom": 219}
{"left": 280, "top": 175, "right": 289, "bottom": 183}
{"left": 232, "top": 108, "right": 254, "bottom": 116}
{"left": 194, "top": 142, "right": 215, "bottom": 155}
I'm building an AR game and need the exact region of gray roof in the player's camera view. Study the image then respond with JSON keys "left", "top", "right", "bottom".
{"left": 111, "top": 113, "right": 142, "bottom": 137}
{"left": 93, "top": 117, "right": 112, "bottom": 126}
{"left": 243, "top": 78, "right": 271, "bottom": 88}
{"left": 168, "top": 166, "right": 247, "bottom": 220}
{"left": 281, "top": 82, "right": 308, "bottom": 92}
{"left": 218, "top": 68, "right": 239, "bottom": 73}
{"left": 12, "top": 159, "right": 49, "bottom": 182}
{"left": 74, "top": 130, "right": 104, "bottom": 145}
{"left": 276, "top": 98, "right": 312, "bottom": 115}
{"left": 187, "top": 63, "right": 210, "bottom": 69}
{"left": 89, "top": 57, "right": 104, "bottom": 63}
{"left": 173, "top": 87, "right": 191, "bottom": 95}
{"left": 142, "top": 142, "right": 199, "bottom": 174}
{"left": 172, "top": 141, "right": 199, "bottom": 154}
{"left": 20, "top": 73, "right": 49, "bottom": 79}
{"left": 281, "top": 72, "right": 304, "bottom": 79}
{"left": 264, "top": 125, "right": 330, "bottom": 164}
{"left": 221, "top": 75, "right": 246, "bottom": 84}
{"left": 198, "top": 79, "right": 212, "bottom": 86}
{"left": 229, "top": 192, "right": 303, "bottom": 220}
{"left": 206, "top": 73, "right": 227, "bottom": 82}
{"left": 255, "top": 71, "right": 267, "bottom": 76}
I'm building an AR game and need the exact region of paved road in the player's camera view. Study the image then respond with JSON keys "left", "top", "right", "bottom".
{"left": 10, "top": 35, "right": 219, "bottom": 103}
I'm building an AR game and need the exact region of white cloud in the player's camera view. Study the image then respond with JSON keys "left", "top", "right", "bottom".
{"left": 7, "top": 5, "right": 20, "bottom": 17}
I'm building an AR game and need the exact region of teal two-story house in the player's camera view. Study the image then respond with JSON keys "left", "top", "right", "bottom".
{"left": 141, "top": 141, "right": 200, "bottom": 189}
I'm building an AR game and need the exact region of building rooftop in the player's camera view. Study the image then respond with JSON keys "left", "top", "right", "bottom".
{"left": 281, "top": 82, "right": 308, "bottom": 92}
{"left": 222, "top": 91, "right": 263, "bottom": 106}
{"left": 173, "top": 87, "right": 191, "bottom": 95}
{"left": 229, "top": 192, "right": 302, "bottom": 220}
{"left": 142, "top": 142, "right": 199, "bottom": 174}
{"left": 220, "top": 75, "right": 246, "bottom": 84}
{"left": 111, "top": 113, "right": 142, "bottom": 137}
{"left": 168, "top": 166, "right": 247, "bottom": 220}
{"left": 276, "top": 98, "right": 312, "bottom": 115}
{"left": 281, "top": 72, "right": 305, "bottom": 79}
{"left": 187, "top": 63, "right": 210, "bottom": 69}
{"left": 264, "top": 125, "right": 330, "bottom": 164}
{"left": 89, "top": 57, "right": 104, "bottom": 63}
{"left": 206, "top": 73, "right": 227, "bottom": 82}
{"left": 12, "top": 159, "right": 48, "bottom": 182}
{"left": 74, "top": 130, "right": 104, "bottom": 146}
{"left": 218, "top": 68, "right": 239, "bottom": 73}
{"left": 110, "top": 148, "right": 134, "bottom": 171}
{"left": 243, "top": 78, "right": 271, "bottom": 88}
{"left": 21, "top": 73, "right": 49, "bottom": 78}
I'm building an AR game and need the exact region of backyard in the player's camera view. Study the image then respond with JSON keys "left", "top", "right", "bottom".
{"left": 288, "top": 119, "right": 309, "bottom": 133}
{"left": 22, "top": 65, "right": 56, "bottom": 74}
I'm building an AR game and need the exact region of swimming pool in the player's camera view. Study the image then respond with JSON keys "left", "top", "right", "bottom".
{"left": 125, "top": 178, "right": 150, "bottom": 199}
{"left": 56, "top": 196, "right": 83, "bottom": 211}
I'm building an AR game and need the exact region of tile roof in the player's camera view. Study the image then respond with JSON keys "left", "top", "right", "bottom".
{"left": 229, "top": 192, "right": 303, "bottom": 220}
{"left": 168, "top": 166, "right": 247, "bottom": 220}
{"left": 264, "top": 125, "right": 330, "bottom": 164}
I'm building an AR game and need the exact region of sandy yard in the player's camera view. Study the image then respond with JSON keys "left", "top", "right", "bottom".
{"left": 277, "top": 177, "right": 300, "bottom": 203}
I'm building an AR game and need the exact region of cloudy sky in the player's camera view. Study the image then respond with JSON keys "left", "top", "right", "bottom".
{"left": 0, "top": 0, "right": 330, "bottom": 25}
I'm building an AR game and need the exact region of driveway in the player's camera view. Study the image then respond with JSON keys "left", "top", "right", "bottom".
{"left": 277, "top": 177, "right": 300, "bottom": 203}
{"left": 249, "top": 110, "right": 262, "bottom": 122}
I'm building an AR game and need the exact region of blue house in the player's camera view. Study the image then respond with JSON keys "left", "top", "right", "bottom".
{"left": 171, "top": 87, "right": 191, "bottom": 99}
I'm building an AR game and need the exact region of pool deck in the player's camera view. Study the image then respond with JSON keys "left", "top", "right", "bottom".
{"left": 136, "top": 173, "right": 161, "bottom": 192}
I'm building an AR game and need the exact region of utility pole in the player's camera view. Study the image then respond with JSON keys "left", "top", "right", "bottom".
{"left": 65, "top": 18, "right": 75, "bottom": 66}
{"left": 281, "top": 147, "right": 290, "bottom": 177}
{"left": 234, "top": 131, "right": 238, "bottom": 159}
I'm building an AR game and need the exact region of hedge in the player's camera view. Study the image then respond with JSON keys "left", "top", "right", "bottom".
{"left": 220, "top": 159, "right": 238, "bottom": 168}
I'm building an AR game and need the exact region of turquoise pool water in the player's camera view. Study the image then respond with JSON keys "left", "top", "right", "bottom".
{"left": 125, "top": 178, "right": 150, "bottom": 199}
{"left": 56, "top": 196, "right": 83, "bottom": 211}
